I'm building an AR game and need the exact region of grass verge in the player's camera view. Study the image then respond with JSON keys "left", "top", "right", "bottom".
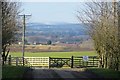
{"left": 2, "top": 65, "right": 29, "bottom": 79}
{"left": 87, "top": 68, "right": 120, "bottom": 78}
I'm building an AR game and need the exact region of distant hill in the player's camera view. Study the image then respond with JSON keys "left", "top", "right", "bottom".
{"left": 18, "top": 23, "right": 90, "bottom": 44}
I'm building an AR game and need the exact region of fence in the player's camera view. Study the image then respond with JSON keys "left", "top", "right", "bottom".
{"left": 72, "top": 56, "right": 99, "bottom": 68}
{"left": 5, "top": 55, "right": 99, "bottom": 68}
{"left": 5, "top": 55, "right": 50, "bottom": 68}
{"left": 25, "top": 57, "right": 49, "bottom": 68}
{"left": 5, "top": 55, "right": 32, "bottom": 67}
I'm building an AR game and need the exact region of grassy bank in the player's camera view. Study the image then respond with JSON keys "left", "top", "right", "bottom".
{"left": 9, "top": 51, "right": 97, "bottom": 58}
{"left": 2, "top": 65, "right": 28, "bottom": 79}
{"left": 87, "top": 68, "right": 120, "bottom": 78}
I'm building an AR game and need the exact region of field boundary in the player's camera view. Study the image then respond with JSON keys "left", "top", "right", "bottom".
{"left": 5, "top": 56, "right": 99, "bottom": 68}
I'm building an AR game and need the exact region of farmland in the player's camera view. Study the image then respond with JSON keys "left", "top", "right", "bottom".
{"left": 9, "top": 51, "right": 97, "bottom": 58}
{"left": 10, "top": 40, "right": 94, "bottom": 52}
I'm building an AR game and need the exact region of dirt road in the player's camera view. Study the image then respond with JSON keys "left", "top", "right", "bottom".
{"left": 24, "top": 67, "right": 101, "bottom": 80}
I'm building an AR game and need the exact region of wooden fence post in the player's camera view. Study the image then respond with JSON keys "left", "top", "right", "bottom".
{"left": 93, "top": 57, "right": 94, "bottom": 67}
{"left": 49, "top": 57, "right": 50, "bottom": 68}
{"left": 16, "top": 57, "right": 18, "bottom": 66}
{"left": 71, "top": 56, "right": 73, "bottom": 68}
{"left": 8, "top": 55, "right": 11, "bottom": 65}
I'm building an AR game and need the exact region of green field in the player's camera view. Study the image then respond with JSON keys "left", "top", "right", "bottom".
{"left": 10, "top": 51, "right": 97, "bottom": 58}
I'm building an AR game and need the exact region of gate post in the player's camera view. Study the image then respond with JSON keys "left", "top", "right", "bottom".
{"left": 49, "top": 57, "right": 50, "bottom": 68}
{"left": 93, "top": 56, "right": 94, "bottom": 67}
{"left": 71, "top": 56, "right": 73, "bottom": 68}
{"left": 16, "top": 57, "right": 18, "bottom": 66}
{"left": 8, "top": 55, "right": 11, "bottom": 65}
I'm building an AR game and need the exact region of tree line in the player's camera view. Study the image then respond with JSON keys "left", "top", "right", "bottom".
{"left": 77, "top": 1, "right": 120, "bottom": 71}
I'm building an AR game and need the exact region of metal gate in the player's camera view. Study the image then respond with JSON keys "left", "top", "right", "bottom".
{"left": 25, "top": 57, "right": 50, "bottom": 68}
{"left": 73, "top": 56, "right": 99, "bottom": 68}
{"left": 49, "top": 57, "right": 71, "bottom": 68}
{"left": 6, "top": 56, "right": 50, "bottom": 68}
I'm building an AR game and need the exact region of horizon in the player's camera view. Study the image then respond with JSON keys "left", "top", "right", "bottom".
{"left": 27, "top": 22, "right": 82, "bottom": 24}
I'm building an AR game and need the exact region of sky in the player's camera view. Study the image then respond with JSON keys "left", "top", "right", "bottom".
{"left": 21, "top": 2, "right": 83, "bottom": 24}
{"left": 18, "top": 0, "right": 115, "bottom": 2}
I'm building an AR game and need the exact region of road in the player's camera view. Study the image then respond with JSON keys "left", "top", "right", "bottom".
{"left": 24, "top": 67, "right": 101, "bottom": 80}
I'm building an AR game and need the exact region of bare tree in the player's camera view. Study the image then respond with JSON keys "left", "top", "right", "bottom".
{"left": 77, "top": 1, "right": 120, "bottom": 70}
{"left": 1, "top": 0, "right": 21, "bottom": 65}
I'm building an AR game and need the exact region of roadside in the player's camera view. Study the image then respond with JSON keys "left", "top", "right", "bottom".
{"left": 86, "top": 68, "right": 120, "bottom": 78}
{"left": 3, "top": 66, "right": 119, "bottom": 80}
{"left": 2, "top": 65, "right": 29, "bottom": 80}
